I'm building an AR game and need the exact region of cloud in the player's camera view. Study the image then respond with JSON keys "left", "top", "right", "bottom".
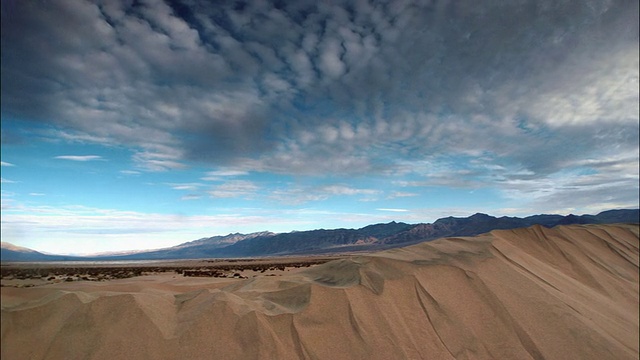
{"left": 207, "top": 180, "right": 259, "bottom": 199}
{"left": 1, "top": 161, "right": 15, "bottom": 167}
{"left": 120, "top": 170, "right": 141, "bottom": 175}
{"left": 1, "top": 178, "right": 16, "bottom": 183}
{"left": 377, "top": 208, "right": 409, "bottom": 212}
{"left": 321, "top": 185, "right": 379, "bottom": 196}
{"left": 493, "top": 148, "right": 639, "bottom": 213}
{"left": 201, "top": 169, "right": 249, "bottom": 181}
{"left": 167, "top": 182, "right": 203, "bottom": 191}
{"left": 270, "top": 184, "right": 381, "bottom": 205}
{"left": 53, "top": 130, "right": 114, "bottom": 145}
{"left": 180, "top": 194, "right": 202, "bottom": 201}
{"left": 387, "top": 192, "right": 419, "bottom": 199}
{"left": 1, "top": 0, "right": 637, "bottom": 199}
{"left": 54, "top": 155, "right": 104, "bottom": 161}
{"left": 132, "top": 150, "right": 186, "bottom": 171}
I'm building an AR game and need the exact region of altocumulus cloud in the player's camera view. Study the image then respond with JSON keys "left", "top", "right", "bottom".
{"left": 1, "top": 0, "right": 638, "bottom": 204}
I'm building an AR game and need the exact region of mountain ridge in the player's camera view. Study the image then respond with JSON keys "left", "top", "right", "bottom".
{"left": 2, "top": 209, "right": 638, "bottom": 262}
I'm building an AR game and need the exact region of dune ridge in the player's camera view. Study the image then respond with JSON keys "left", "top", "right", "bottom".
{"left": 2, "top": 223, "right": 638, "bottom": 359}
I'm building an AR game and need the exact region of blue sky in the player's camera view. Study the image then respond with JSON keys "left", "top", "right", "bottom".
{"left": 1, "top": 0, "right": 638, "bottom": 255}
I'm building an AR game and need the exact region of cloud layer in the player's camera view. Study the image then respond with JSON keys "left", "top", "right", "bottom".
{"left": 2, "top": 0, "right": 638, "bottom": 206}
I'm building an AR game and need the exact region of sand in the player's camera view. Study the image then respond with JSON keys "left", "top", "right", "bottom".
{"left": 1, "top": 223, "right": 638, "bottom": 359}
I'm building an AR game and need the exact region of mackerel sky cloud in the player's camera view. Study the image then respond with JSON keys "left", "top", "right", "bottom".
{"left": 1, "top": 0, "right": 638, "bottom": 254}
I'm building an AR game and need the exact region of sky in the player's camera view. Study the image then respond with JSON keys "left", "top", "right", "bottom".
{"left": 1, "top": 0, "right": 638, "bottom": 255}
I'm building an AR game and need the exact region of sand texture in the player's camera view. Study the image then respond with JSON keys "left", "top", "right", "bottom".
{"left": 2, "top": 223, "right": 639, "bottom": 360}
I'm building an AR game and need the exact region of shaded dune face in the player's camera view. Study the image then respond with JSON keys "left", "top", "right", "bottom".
{"left": 2, "top": 224, "right": 638, "bottom": 360}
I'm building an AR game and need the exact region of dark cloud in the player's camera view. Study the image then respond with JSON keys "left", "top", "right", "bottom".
{"left": 1, "top": 0, "right": 638, "bottom": 196}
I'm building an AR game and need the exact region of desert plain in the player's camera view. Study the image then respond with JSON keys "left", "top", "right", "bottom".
{"left": 1, "top": 223, "right": 638, "bottom": 360}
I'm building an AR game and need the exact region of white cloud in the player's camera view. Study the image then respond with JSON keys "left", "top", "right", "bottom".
{"left": 167, "top": 183, "right": 203, "bottom": 191}
{"left": 53, "top": 130, "right": 113, "bottom": 145}
{"left": 387, "top": 191, "right": 419, "bottom": 199}
{"left": 201, "top": 169, "right": 249, "bottom": 181}
{"left": 269, "top": 184, "right": 381, "bottom": 205}
{"left": 523, "top": 46, "right": 639, "bottom": 127}
{"left": 322, "top": 185, "right": 379, "bottom": 196}
{"left": 207, "top": 180, "right": 259, "bottom": 198}
{"left": 132, "top": 150, "right": 186, "bottom": 171}
{"left": 498, "top": 166, "right": 639, "bottom": 213}
{"left": 1, "top": 161, "right": 15, "bottom": 167}
{"left": 180, "top": 194, "right": 202, "bottom": 201}
{"left": 54, "top": 155, "right": 104, "bottom": 161}
{"left": 120, "top": 170, "right": 141, "bottom": 175}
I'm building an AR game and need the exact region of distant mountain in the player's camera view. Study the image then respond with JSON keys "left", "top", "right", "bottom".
{"left": 214, "top": 222, "right": 415, "bottom": 257}
{"left": 173, "top": 231, "right": 275, "bottom": 249}
{"left": 2, "top": 209, "right": 637, "bottom": 262}
{"left": 89, "top": 232, "right": 276, "bottom": 261}
{"left": 215, "top": 209, "right": 639, "bottom": 256}
{"left": 383, "top": 209, "right": 640, "bottom": 246}
{"left": 0, "top": 242, "right": 82, "bottom": 262}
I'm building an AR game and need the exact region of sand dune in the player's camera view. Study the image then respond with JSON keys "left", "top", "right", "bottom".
{"left": 2, "top": 224, "right": 638, "bottom": 359}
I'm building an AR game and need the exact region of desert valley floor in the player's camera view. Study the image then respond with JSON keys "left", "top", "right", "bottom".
{"left": 1, "top": 223, "right": 638, "bottom": 360}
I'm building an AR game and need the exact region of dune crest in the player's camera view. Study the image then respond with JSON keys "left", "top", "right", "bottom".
{"left": 2, "top": 224, "right": 638, "bottom": 359}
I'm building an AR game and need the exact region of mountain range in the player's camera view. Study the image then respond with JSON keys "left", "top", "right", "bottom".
{"left": 2, "top": 209, "right": 638, "bottom": 262}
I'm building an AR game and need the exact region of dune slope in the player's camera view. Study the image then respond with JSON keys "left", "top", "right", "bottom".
{"left": 2, "top": 224, "right": 638, "bottom": 360}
